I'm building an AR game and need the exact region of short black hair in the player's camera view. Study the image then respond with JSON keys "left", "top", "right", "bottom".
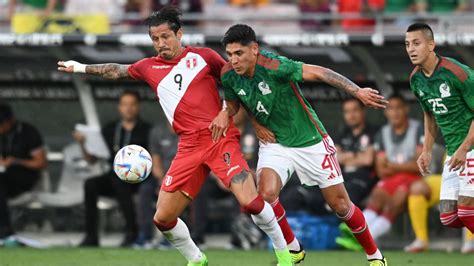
{"left": 221, "top": 24, "right": 257, "bottom": 47}
{"left": 406, "top": 23, "right": 434, "bottom": 40}
{"left": 342, "top": 98, "right": 365, "bottom": 109}
{"left": 0, "top": 102, "right": 14, "bottom": 124}
{"left": 120, "top": 89, "right": 141, "bottom": 102}
{"left": 387, "top": 93, "right": 407, "bottom": 104}
{"left": 145, "top": 5, "right": 182, "bottom": 33}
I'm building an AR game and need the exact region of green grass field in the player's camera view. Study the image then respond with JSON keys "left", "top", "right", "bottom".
{"left": 0, "top": 249, "right": 472, "bottom": 266}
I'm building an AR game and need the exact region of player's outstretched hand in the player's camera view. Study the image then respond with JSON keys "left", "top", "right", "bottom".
{"left": 252, "top": 120, "right": 276, "bottom": 144}
{"left": 447, "top": 147, "right": 467, "bottom": 172}
{"left": 57, "top": 60, "right": 86, "bottom": 73}
{"left": 417, "top": 151, "right": 432, "bottom": 176}
{"left": 209, "top": 110, "right": 229, "bottom": 142}
{"left": 355, "top": 88, "right": 388, "bottom": 109}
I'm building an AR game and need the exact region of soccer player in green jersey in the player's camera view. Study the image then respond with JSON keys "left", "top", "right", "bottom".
{"left": 406, "top": 23, "right": 474, "bottom": 235}
{"left": 211, "top": 24, "right": 388, "bottom": 266}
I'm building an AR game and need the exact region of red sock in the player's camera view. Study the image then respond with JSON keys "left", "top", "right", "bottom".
{"left": 440, "top": 210, "right": 464, "bottom": 228}
{"left": 458, "top": 205, "right": 474, "bottom": 233}
{"left": 271, "top": 199, "right": 296, "bottom": 244}
{"left": 339, "top": 203, "right": 378, "bottom": 255}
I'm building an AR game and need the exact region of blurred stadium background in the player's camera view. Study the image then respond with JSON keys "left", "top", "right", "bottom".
{"left": 1, "top": 0, "right": 474, "bottom": 265}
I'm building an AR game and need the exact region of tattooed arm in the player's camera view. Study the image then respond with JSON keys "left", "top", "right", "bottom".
{"left": 57, "top": 61, "right": 132, "bottom": 80}
{"left": 302, "top": 64, "right": 387, "bottom": 109}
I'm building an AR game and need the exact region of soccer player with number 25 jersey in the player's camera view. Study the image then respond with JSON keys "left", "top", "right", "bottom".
{"left": 406, "top": 23, "right": 474, "bottom": 235}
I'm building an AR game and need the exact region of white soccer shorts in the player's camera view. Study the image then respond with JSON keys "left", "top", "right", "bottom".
{"left": 440, "top": 150, "right": 474, "bottom": 200}
{"left": 256, "top": 136, "right": 344, "bottom": 189}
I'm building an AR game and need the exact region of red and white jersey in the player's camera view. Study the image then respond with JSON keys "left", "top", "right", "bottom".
{"left": 128, "top": 47, "right": 225, "bottom": 135}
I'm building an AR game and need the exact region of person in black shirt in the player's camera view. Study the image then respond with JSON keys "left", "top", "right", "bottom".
{"left": 0, "top": 103, "right": 47, "bottom": 240}
{"left": 334, "top": 98, "right": 378, "bottom": 207}
{"left": 74, "top": 90, "right": 151, "bottom": 247}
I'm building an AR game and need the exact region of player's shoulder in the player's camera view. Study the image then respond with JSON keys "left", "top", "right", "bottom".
{"left": 220, "top": 61, "right": 235, "bottom": 78}
{"left": 188, "top": 46, "right": 220, "bottom": 58}
{"left": 257, "top": 50, "right": 282, "bottom": 71}
{"left": 438, "top": 56, "right": 469, "bottom": 82}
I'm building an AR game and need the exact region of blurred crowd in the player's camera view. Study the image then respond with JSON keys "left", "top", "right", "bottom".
{"left": 1, "top": 89, "right": 473, "bottom": 252}
{"left": 1, "top": 0, "right": 474, "bottom": 33}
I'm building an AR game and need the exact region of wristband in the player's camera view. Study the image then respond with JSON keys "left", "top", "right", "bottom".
{"left": 63, "top": 60, "right": 86, "bottom": 73}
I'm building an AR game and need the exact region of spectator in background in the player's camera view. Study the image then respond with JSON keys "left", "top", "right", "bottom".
{"left": 8, "top": 0, "right": 59, "bottom": 19}
{"left": 384, "top": 0, "right": 427, "bottom": 13}
{"left": 134, "top": 121, "right": 178, "bottom": 248}
{"left": 428, "top": 0, "right": 470, "bottom": 12}
{"left": 338, "top": 0, "right": 385, "bottom": 31}
{"left": 63, "top": 0, "right": 125, "bottom": 23}
{"left": 229, "top": 0, "right": 270, "bottom": 7}
{"left": 75, "top": 90, "right": 151, "bottom": 247}
{"left": 0, "top": 102, "right": 47, "bottom": 242}
{"left": 281, "top": 99, "right": 378, "bottom": 216}
{"left": 298, "top": 0, "right": 331, "bottom": 31}
{"left": 338, "top": 94, "right": 423, "bottom": 250}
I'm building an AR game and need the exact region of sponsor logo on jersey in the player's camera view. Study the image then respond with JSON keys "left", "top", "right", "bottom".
{"left": 439, "top": 82, "right": 451, "bottom": 98}
{"left": 152, "top": 65, "right": 171, "bottom": 69}
{"left": 258, "top": 81, "right": 272, "bottom": 95}
{"left": 164, "top": 175, "right": 173, "bottom": 186}
{"left": 186, "top": 57, "right": 197, "bottom": 69}
{"left": 256, "top": 101, "right": 269, "bottom": 115}
{"left": 238, "top": 89, "right": 246, "bottom": 96}
{"left": 223, "top": 152, "right": 231, "bottom": 166}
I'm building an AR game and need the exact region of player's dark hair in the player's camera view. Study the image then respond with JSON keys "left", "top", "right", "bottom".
{"left": 221, "top": 24, "right": 257, "bottom": 47}
{"left": 145, "top": 5, "right": 182, "bottom": 34}
{"left": 120, "top": 89, "right": 141, "bottom": 102}
{"left": 407, "top": 23, "right": 434, "bottom": 40}
{"left": 387, "top": 93, "right": 407, "bottom": 104}
{"left": 342, "top": 98, "right": 365, "bottom": 109}
{"left": 0, "top": 102, "right": 13, "bottom": 124}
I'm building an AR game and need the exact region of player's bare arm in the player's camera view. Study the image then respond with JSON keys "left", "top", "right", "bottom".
{"left": 57, "top": 61, "right": 131, "bottom": 80}
{"left": 302, "top": 64, "right": 388, "bottom": 109}
{"left": 418, "top": 111, "right": 437, "bottom": 175}
{"left": 449, "top": 119, "right": 474, "bottom": 172}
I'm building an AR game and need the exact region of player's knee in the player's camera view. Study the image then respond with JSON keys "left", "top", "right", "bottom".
{"left": 409, "top": 180, "right": 428, "bottom": 195}
{"left": 259, "top": 185, "right": 279, "bottom": 203}
{"left": 153, "top": 210, "right": 178, "bottom": 231}
{"left": 329, "top": 197, "right": 351, "bottom": 217}
{"left": 242, "top": 194, "right": 265, "bottom": 215}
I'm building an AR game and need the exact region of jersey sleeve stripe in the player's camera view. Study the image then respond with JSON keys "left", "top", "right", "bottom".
{"left": 439, "top": 57, "right": 468, "bottom": 82}
{"left": 289, "top": 81, "right": 327, "bottom": 138}
{"left": 257, "top": 54, "right": 280, "bottom": 70}
{"left": 409, "top": 66, "right": 419, "bottom": 80}
{"left": 220, "top": 62, "right": 234, "bottom": 76}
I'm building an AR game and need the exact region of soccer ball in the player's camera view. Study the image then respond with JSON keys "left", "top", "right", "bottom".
{"left": 113, "top": 144, "right": 152, "bottom": 183}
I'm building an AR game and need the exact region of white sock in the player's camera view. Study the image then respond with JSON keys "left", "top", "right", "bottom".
{"left": 367, "top": 249, "right": 383, "bottom": 260}
{"left": 370, "top": 216, "right": 392, "bottom": 240}
{"left": 287, "top": 237, "right": 300, "bottom": 251}
{"left": 363, "top": 209, "right": 378, "bottom": 229}
{"left": 161, "top": 218, "right": 202, "bottom": 263}
{"left": 251, "top": 201, "right": 287, "bottom": 250}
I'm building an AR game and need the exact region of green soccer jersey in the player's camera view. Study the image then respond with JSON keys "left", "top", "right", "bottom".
{"left": 221, "top": 50, "right": 327, "bottom": 148}
{"left": 410, "top": 56, "right": 474, "bottom": 156}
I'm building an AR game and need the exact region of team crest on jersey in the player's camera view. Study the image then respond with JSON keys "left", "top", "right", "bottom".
{"left": 439, "top": 82, "right": 451, "bottom": 98}
{"left": 258, "top": 81, "right": 272, "bottom": 95}
{"left": 186, "top": 57, "right": 198, "bottom": 69}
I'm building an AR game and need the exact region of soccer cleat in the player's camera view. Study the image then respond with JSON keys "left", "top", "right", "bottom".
{"left": 289, "top": 242, "right": 306, "bottom": 264}
{"left": 339, "top": 223, "right": 353, "bottom": 238}
{"left": 336, "top": 236, "right": 363, "bottom": 251}
{"left": 187, "top": 253, "right": 208, "bottom": 266}
{"left": 368, "top": 257, "right": 387, "bottom": 266}
{"left": 275, "top": 248, "right": 293, "bottom": 266}
{"left": 404, "top": 239, "right": 428, "bottom": 253}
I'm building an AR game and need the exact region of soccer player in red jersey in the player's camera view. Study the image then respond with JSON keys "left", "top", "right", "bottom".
{"left": 57, "top": 6, "right": 292, "bottom": 266}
